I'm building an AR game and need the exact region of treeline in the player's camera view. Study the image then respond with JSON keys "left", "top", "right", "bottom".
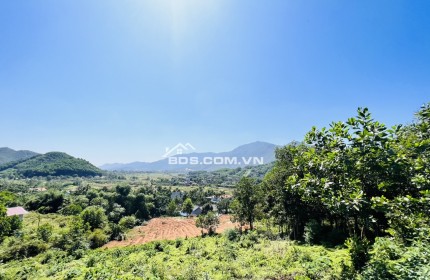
{"left": 230, "top": 104, "right": 430, "bottom": 278}
{"left": 166, "top": 164, "right": 274, "bottom": 187}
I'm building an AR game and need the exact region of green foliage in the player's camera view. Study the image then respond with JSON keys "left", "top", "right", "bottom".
{"left": 37, "top": 223, "right": 53, "bottom": 242}
{"left": 231, "top": 177, "right": 262, "bottom": 230}
{"left": 195, "top": 211, "right": 220, "bottom": 235}
{"left": 0, "top": 204, "right": 22, "bottom": 242}
{"left": 345, "top": 237, "right": 370, "bottom": 272}
{"left": 88, "top": 229, "right": 108, "bottom": 249}
{"left": 224, "top": 228, "right": 240, "bottom": 241}
{"left": 1, "top": 235, "right": 350, "bottom": 279}
{"left": 80, "top": 206, "right": 107, "bottom": 230}
{"left": 60, "top": 203, "right": 83, "bottom": 216}
{"left": 0, "top": 238, "right": 48, "bottom": 262}
{"left": 304, "top": 219, "right": 322, "bottom": 245}
{"left": 362, "top": 237, "right": 430, "bottom": 279}
{"left": 25, "top": 191, "right": 64, "bottom": 213}
{"left": 166, "top": 200, "right": 177, "bottom": 216}
{"left": 118, "top": 215, "right": 137, "bottom": 230}
{"left": 182, "top": 198, "right": 193, "bottom": 216}
{"left": 0, "top": 152, "right": 103, "bottom": 178}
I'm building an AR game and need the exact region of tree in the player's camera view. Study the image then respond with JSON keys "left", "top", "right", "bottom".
{"left": 231, "top": 177, "right": 262, "bottom": 230}
{"left": 88, "top": 229, "right": 108, "bottom": 249}
{"left": 0, "top": 203, "right": 22, "bottom": 242}
{"left": 217, "top": 198, "right": 231, "bottom": 214}
{"left": 196, "top": 211, "right": 220, "bottom": 235}
{"left": 119, "top": 215, "right": 137, "bottom": 230}
{"left": 25, "top": 191, "right": 64, "bottom": 213}
{"left": 80, "top": 206, "right": 107, "bottom": 230}
{"left": 131, "top": 193, "right": 149, "bottom": 220}
{"left": 167, "top": 200, "right": 177, "bottom": 216}
{"left": 182, "top": 198, "right": 193, "bottom": 217}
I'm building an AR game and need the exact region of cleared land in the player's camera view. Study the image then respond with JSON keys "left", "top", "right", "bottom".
{"left": 105, "top": 215, "right": 240, "bottom": 248}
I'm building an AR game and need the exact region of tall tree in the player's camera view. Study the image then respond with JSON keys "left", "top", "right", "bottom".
{"left": 196, "top": 211, "right": 220, "bottom": 235}
{"left": 182, "top": 198, "right": 193, "bottom": 217}
{"left": 231, "top": 177, "right": 262, "bottom": 230}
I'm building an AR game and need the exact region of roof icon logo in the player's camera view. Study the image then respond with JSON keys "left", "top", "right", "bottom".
{"left": 163, "top": 143, "right": 196, "bottom": 158}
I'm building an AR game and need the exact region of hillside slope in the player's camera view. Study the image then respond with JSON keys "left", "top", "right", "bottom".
{"left": 0, "top": 152, "right": 103, "bottom": 177}
{"left": 0, "top": 147, "right": 39, "bottom": 164}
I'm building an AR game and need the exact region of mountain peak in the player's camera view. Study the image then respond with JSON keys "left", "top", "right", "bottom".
{"left": 0, "top": 147, "right": 39, "bottom": 165}
{"left": 100, "top": 141, "right": 278, "bottom": 172}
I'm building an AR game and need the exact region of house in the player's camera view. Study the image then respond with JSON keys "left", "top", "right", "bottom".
{"left": 179, "top": 206, "right": 203, "bottom": 217}
{"left": 6, "top": 207, "right": 29, "bottom": 220}
{"left": 29, "top": 187, "right": 47, "bottom": 192}
{"left": 190, "top": 206, "right": 202, "bottom": 217}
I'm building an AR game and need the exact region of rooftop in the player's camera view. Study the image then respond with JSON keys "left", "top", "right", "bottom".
{"left": 6, "top": 206, "right": 29, "bottom": 216}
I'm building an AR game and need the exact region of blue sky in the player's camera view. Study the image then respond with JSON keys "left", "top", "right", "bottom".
{"left": 1, "top": 0, "right": 429, "bottom": 165}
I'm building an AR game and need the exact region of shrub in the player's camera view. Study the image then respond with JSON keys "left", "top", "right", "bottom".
{"left": 224, "top": 228, "right": 240, "bottom": 242}
{"left": 60, "top": 204, "right": 83, "bottom": 216}
{"left": 1, "top": 239, "right": 48, "bottom": 262}
{"left": 88, "top": 229, "right": 108, "bottom": 249}
{"left": 80, "top": 206, "right": 107, "bottom": 230}
{"left": 346, "top": 237, "right": 370, "bottom": 272}
{"left": 119, "top": 215, "right": 137, "bottom": 230}
{"left": 37, "top": 223, "right": 53, "bottom": 242}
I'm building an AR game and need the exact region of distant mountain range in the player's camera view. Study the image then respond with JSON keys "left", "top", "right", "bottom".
{"left": 0, "top": 147, "right": 39, "bottom": 165}
{"left": 100, "top": 141, "right": 278, "bottom": 172}
{"left": 0, "top": 149, "right": 103, "bottom": 178}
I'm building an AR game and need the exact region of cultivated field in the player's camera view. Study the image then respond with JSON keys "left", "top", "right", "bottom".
{"left": 105, "top": 215, "right": 240, "bottom": 248}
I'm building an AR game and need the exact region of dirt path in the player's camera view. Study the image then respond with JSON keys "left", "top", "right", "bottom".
{"left": 104, "top": 215, "right": 240, "bottom": 248}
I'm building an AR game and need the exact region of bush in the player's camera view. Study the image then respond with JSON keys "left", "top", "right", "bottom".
{"left": 1, "top": 239, "right": 48, "bottom": 262}
{"left": 107, "top": 223, "right": 125, "bottom": 241}
{"left": 119, "top": 215, "right": 137, "bottom": 230}
{"left": 80, "top": 206, "right": 107, "bottom": 230}
{"left": 88, "top": 229, "right": 108, "bottom": 249}
{"left": 224, "top": 228, "right": 240, "bottom": 242}
{"left": 37, "top": 223, "right": 54, "bottom": 242}
{"left": 346, "top": 237, "right": 370, "bottom": 272}
{"left": 362, "top": 237, "right": 430, "bottom": 279}
{"left": 60, "top": 204, "right": 83, "bottom": 216}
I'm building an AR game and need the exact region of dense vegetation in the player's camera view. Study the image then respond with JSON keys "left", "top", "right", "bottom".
{"left": 0, "top": 152, "right": 103, "bottom": 178}
{"left": 1, "top": 229, "right": 349, "bottom": 279}
{"left": 228, "top": 103, "right": 430, "bottom": 278}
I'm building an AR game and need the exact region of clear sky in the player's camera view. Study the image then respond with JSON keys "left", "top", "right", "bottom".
{"left": 1, "top": 0, "right": 429, "bottom": 165}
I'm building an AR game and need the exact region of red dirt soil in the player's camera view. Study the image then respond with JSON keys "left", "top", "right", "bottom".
{"left": 104, "top": 215, "right": 240, "bottom": 248}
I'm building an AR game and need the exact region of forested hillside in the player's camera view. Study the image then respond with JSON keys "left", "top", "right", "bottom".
{"left": 0, "top": 152, "right": 103, "bottom": 178}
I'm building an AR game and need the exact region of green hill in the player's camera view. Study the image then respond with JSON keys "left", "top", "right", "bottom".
{"left": 0, "top": 152, "right": 103, "bottom": 177}
{"left": 0, "top": 147, "right": 39, "bottom": 164}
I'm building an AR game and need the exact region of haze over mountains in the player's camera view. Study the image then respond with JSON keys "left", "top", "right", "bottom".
{"left": 100, "top": 141, "right": 278, "bottom": 172}
{"left": 0, "top": 142, "right": 278, "bottom": 175}
{"left": 0, "top": 147, "right": 39, "bottom": 164}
